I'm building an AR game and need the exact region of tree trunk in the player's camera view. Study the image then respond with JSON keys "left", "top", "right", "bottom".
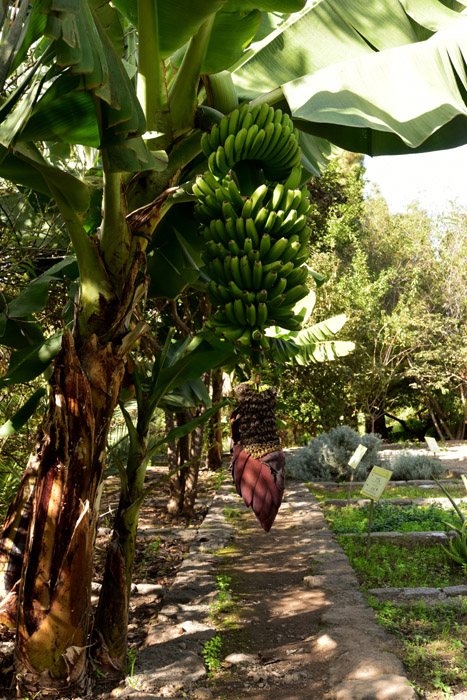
{"left": 13, "top": 331, "right": 127, "bottom": 697}
{"left": 92, "top": 432, "right": 148, "bottom": 673}
{"left": 205, "top": 368, "right": 223, "bottom": 470}
{"left": 167, "top": 412, "right": 189, "bottom": 516}
{"left": 0, "top": 462, "right": 37, "bottom": 627}
{"left": 182, "top": 408, "right": 203, "bottom": 519}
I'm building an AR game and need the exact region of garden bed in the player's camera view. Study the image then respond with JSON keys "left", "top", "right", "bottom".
{"left": 312, "top": 477, "right": 467, "bottom": 699}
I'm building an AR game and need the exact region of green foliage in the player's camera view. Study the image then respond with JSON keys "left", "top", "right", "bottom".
{"left": 370, "top": 598, "right": 467, "bottom": 696}
{"left": 388, "top": 451, "right": 444, "bottom": 481}
{"left": 337, "top": 537, "right": 462, "bottom": 589}
{"left": 202, "top": 634, "right": 223, "bottom": 674}
{"left": 325, "top": 502, "right": 457, "bottom": 535}
{"left": 286, "top": 425, "right": 381, "bottom": 482}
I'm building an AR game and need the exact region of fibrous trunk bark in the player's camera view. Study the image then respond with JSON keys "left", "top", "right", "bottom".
{"left": 182, "top": 408, "right": 204, "bottom": 518}
{"left": 13, "top": 331, "right": 126, "bottom": 697}
{"left": 167, "top": 412, "right": 189, "bottom": 516}
{"left": 92, "top": 434, "right": 148, "bottom": 673}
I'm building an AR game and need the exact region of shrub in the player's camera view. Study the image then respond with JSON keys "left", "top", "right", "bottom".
{"left": 388, "top": 451, "right": 444, "bottom": 480}
{"left": 286, "top": 425, "right": 382, "bottom": 482}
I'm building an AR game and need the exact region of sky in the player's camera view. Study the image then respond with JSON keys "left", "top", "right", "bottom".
{"left": 363, "top": 143, "right": 467, "bottom": 215}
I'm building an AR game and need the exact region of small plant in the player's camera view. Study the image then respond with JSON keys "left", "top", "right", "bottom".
{"left": 202, "top": 634, "right": 223, "bottom": 674}
{"left": 286, "top": 426, "right": 381, "bottom": 482}
{"left": 223, "top": 506, "right": 241, "bottom": 523}
{"left": 388, "top": 451, "right": 444, "bottom": 480}
{"left": 210, "top": 574, "right": 234, "bottom": 618}
{"left": 434, "top": 477, "right": 467, "bottom": 567}
{"left": 124, "top": 646, "right": 141, "bottom": 689}
{"left": 137, "top": 537, "right": 162, "bottom": 578}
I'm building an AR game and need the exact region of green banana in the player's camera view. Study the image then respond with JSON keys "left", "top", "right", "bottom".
{"left": 230, "top": 256, "right": 244, "bottom": 288}
{"left": 252, "top": 260, "right": 263, "bottom": 290}
{"left": 228, "top": 108, "right": 240, "bottom": 136}
{"left": 282, "top": 284, "right": 308, "bottom": 306}
{"left": 233, "top": 298, "right": 247, "bottom": 325}
{"left": 215, "top": 147, "right": 229, "bottom": 178}
{"left": 242, "top": 123, "right": 259, "bottom": 158}
{"left": 256, "top": 302, "right": 268, "bottom": 327}
{"left": 240, "top": 255, "right": 252, "bottom": 288}
{"left": 243, "top": 237, "right": 253, "bottom": 255}
{"left": 242, "top": 289, "right": 256, "bottom": 304}
{"left": 286, "top": 266, "right": 309, "bottom": 287}
{"left": 228, "top": 179, "right": 245, "bottom": 209}
{"left": 259, "top": 233, "right": 271, "bottom": 258}
{"left": 246, "top": 303, "right": 256, "bottom": 326}
{"left": 264, "top": 237, "right": 289, "bottom": 264}
{"left": 245, "top": 218, "right": 259, "bottom": 248}
{"left": 219, "top": 115, "right": 229, "bottom": 143}
{"left": 247, "top": 249, "right": 260, "bottom": 263}
{"left": 222, "top": 200, "right": 237, "bottom": 220}
{"left": 223, "top": 254, "right": 232, "bottom": 281}
{"left": 266, "top": 293, "right": 286, "bottom": 310}
{"left": 224, "top": 302, "right": 237, "bottom": 325}
{"left": 268, "top": 277, "right": 287, "bottom": 299}
{"left": 237, "top": 327, "right": 252, "bottom": 345}
{"left": 228, "top": 239, "right": 242, "bottom": 257}
{"left": 224, "top": 133, "right": 236, "bottom": 168}
{"left": 234, "top": 128, "right": 248, "bottom": 161}
{"left": 281, "top": 240, "right": 302, "bottom": 264}
{"left": 256, "top": 289, "right": 268, "bottom": 303}
{"left": 263, "top": 270, "right": 278, "bottom": 289}
{"left": 221, "top": 326, "right": 246, "bottom": 342}
{"left": 208, "top": 125, "right": 220, "bottom": 152}
{"left": 228, "top": 280, "right": 244, "bottom": 299}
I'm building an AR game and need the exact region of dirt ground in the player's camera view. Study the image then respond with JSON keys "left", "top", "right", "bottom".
{"left": 205, "top": 506, "right": 332, "bottom": 700}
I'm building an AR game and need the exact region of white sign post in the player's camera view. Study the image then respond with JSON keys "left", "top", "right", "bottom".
{"left": 346, "top": 444, "right": 368, "bottom": 505}
{"left": 425, "top": 436, "right": 441, "bottom": 454}
{"left": 361, "top": 466, "right": 393, "bottom": 556}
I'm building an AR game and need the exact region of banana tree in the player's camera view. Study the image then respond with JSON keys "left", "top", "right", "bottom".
{"left": 93, "top": 330, "right": 232, "bottom": 671}
{"left": 1, "top": 0, "right": 467, "bottom": 696}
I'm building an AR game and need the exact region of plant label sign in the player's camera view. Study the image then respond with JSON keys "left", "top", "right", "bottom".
{"left": 348, "top": 444, "right": 367, "bottom": 469}
{"left": 425, "top": 436, "right": 441, "bottom": 453}
{"left": 361, "top": 466, "right": 392, "bottom": 501}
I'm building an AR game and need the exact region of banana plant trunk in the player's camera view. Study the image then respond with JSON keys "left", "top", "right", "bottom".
{"left": 14, "top": 331, "right": 127, "bottom": 696}
{"left": 92, "top": 432, "right": 149, "bottom": 673}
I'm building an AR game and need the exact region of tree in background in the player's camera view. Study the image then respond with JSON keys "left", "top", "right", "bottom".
{"left": 279, "top": 159, "right": 467, "bottom": 442}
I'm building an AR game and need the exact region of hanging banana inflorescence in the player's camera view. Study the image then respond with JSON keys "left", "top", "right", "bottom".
{"left": 193, "top": 103, "right": 311, "bottom": 532}
{"left": 193, "top": 102, "right": 311, "bottom": 350}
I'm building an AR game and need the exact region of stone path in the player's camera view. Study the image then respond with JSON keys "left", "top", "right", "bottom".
{"left": 123, "top": 480, "right": 418, "bottom": 700}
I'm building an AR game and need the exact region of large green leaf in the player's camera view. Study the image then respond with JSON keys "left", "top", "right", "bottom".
{"left": 0, "top": 257, "right": 78, "bottom": 329}
{"left": 282, "top": 19, "right": 467, "bottom": 155}
{"left": 171, "top": 10, "right": 262, "bottom": 75}
{"left": 0, "top": 388, "right": 47, "bottom": 438}
{"left": 232, "top": 0, "right": 420, "bottom": 99}
{"left": 0, "top": 332, "right": 63, "bottom": 387}
{"left": 146, "top": 203, "right": 204, "bottom": 299}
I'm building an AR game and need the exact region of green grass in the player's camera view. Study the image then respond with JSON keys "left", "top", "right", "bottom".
{"left": 324, "top": 501, "right": 459, "bottom": 534}
{"left": 308, "top": 484, "right": 467, "bottom": 501}
{"left": 368, "top": 597, "right": 467, "bottom": 697}
{"left": 337, "top": 537, "right": 466, "bottom": 589}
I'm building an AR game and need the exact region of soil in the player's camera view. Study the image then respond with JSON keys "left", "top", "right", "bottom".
{"left": 205, "top": 505, "right": 332, "bottom": 700}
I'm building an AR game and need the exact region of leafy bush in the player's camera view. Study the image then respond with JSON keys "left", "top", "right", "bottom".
{"left": 286, "top": 425, "right": 382, "bottom": 482}
{"left": 388, "top": 451, "right": 444, "bottom": 480}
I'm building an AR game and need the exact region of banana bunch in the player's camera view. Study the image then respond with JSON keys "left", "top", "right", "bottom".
{"left": 200, "top": 103, "right": 301, "bottom": 183}
{"left": 195, "top": 104, "right": 312, "bottom": 348}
